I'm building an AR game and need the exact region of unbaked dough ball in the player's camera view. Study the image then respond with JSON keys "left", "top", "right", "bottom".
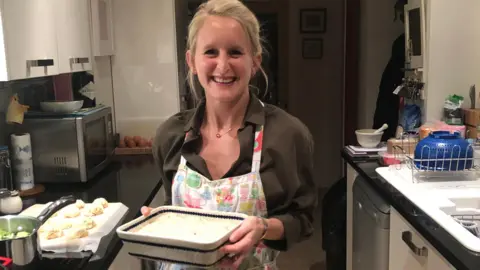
{"left": 75, "top": 200, "right": 85, "bottom": 209}
{"left": 83, "top": 204, "right": 103, "bottom": 217}
{"left": 38, "top": 224, "right": 53, "bottom": 234}
{"left": 63, "top": 205, "right": 81, "bottom": 218}
{"left": 44, "top": 228, "right": 63, "bottom": 240}
{"left": 93, "top": 198, "right": 108, "bottom": 209}
{"left": 83, "top": 217, "right": 96, "bottom": 230}
{"left": 65, "top": 227, "right": 88, "bottom": 239}
{"left": 55, "top": 219, "right": 72, "bottom": 230}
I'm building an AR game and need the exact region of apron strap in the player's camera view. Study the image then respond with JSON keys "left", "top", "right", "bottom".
{"left": 251, "top": 100, "right": 265, "bottom": 173}
{"left": 251, "top": 125, "right": 264, "bottom": 173}
{"left": 179, "top": 155, "right": 187, "bottom": 166}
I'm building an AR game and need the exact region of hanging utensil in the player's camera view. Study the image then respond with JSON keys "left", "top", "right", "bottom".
{"left": 469, "top": 84, "right": 476, "bottom": 109}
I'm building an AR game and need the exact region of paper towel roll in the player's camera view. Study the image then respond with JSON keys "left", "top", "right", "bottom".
{"left": 13, "top": 159, "right": 34, "bottom": 191}
{"left": 11, "top": 133, "right": 32, "bottom": 160}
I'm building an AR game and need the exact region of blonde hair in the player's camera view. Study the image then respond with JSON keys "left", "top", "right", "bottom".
{"left": 186, "top": 0, "right": 269, "bottom": 100}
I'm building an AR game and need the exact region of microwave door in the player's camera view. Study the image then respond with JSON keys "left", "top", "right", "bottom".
{"left": 404, "top": 0, "right": 426, "bottom": 69}
{"left": 84, "top": 117, "right": 108, "bottom": 179}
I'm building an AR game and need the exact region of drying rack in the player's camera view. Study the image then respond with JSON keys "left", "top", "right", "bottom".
{"left": 392, "top": 142, "right": 480, "bottom": 184}
{"left": 392, "top": 140, "right": 480, "bottom": 238}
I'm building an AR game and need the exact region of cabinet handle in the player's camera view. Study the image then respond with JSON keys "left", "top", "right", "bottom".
{"left": 402, "top": 231, "right": 428, "bottom": 257}
{"left": 70, "top": 57, "right": 90, "bottom": 65}
{"left": 26, "top": 59, "right": 54, "bottom": 68}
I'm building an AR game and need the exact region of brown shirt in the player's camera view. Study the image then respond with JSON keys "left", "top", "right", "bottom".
{"left": 152, "top": 94, "right": 317, "bottom": 251}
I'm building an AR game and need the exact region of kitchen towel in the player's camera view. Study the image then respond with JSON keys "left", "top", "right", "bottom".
{"left": 12, "top": 159, "right": 34, "bottom": 191}
{"left": 10, "top": 133, "right": 34, "bottom": 190}
{"left": 11, "top": 133, "right": 32, "bottom": 160}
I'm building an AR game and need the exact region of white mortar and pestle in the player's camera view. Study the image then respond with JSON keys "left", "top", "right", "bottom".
{"left": 355, "top": 124, "right": 388, "bottom": 148}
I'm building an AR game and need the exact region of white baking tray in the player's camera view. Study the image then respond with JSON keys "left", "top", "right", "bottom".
{"left": 116, "top": 206, "right": 247, "bottom": 267}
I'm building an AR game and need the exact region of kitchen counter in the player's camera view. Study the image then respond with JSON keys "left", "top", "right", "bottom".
{"left": 6, "top": 155, "right": 163, "bottom": 270}
{"left": 342, "top": 149, "right": 480, "bottom": 270}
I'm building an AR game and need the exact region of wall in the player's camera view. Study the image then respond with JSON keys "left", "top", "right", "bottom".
{"left": 111, "top": 0, "right": 180, "bottom": 139}
{"left": 287, "top": 0, "right": 344, "bottom": 188}
{"left": 93, "top": 56, "right": 116, "bottom": 131}
{"left": 424, "top": 0, "right": 480, "bottom": 121}
{"left": 357, "top": 0, "right": 404, "bottom": 129}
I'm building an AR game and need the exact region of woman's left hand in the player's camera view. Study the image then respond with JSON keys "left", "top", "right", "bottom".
{"left": 220, "top": 216, "right": 265, "bottom": 269}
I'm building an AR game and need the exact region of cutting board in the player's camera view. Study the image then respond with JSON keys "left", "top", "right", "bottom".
{"left": 20, "top": 202, "right": 129, "bottom": 253}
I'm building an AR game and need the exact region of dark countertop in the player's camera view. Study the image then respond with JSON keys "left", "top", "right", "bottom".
{"left": 6, "top": 156, "right": 162, "bottom": 270}
{"left": 342, "top": 149, "right": 480, "bottom": 270}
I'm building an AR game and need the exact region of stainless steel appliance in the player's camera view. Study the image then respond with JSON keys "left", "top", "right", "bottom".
{"left": 22, "top": 106, "right": 114, "bottom": 183}
{"left": 352, "top": 176, "right": 390, "bottom": 270}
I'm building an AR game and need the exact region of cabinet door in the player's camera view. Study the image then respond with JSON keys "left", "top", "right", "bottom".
{"left": 2, "top": 0, "right": 59, "bottom": 81}
{"left": 55, "top": 0, "right": 92, "bottom": 73}
{"left": 90, "top": 0, "right": 115, "bottom": 56}
{"left": 389, "top": 208, "right": 454, "bottom": 270}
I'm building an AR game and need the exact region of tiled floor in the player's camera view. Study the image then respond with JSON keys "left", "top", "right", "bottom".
{"left": 109, "top": 190, "right": 327, "bottom": 270}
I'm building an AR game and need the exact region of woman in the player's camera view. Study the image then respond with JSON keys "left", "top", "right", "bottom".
{"left": 141, "top": 0, "right": 317, "bottom": 269}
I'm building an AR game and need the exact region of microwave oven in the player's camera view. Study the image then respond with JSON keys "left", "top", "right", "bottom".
{"left": 22, "top": 106, "right": 115, "bottom": 183}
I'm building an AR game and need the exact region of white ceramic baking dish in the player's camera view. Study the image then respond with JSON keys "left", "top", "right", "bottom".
{"left": 116, "top": 206, "right": 247, "bottom": 267}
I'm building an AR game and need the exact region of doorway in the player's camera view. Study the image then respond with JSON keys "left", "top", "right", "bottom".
{"left": 254, "top": 13, "right": 279, "bottom": 106}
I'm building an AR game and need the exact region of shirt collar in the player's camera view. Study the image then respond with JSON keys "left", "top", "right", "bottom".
{"left": 183, "top": 92, "right": 265, "bottom": 132}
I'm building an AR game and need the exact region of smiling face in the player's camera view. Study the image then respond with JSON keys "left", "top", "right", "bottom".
{"left": 186, "top": 15, "right": 261, "bottom": 103}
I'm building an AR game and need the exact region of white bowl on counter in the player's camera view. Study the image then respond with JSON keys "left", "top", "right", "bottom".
{"left": 40, "top": 100, "right": 84, "bottom": 113}
{"left": 355, "top": 129, "right": 383, "bottom": 148}
{"left": 116, "top": 206, "right": 247, "bottom": 267}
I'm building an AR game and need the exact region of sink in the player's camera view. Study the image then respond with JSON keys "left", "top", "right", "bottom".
{"left": 439, "top": 195, "right": 480, "bottom": 243}
{"left": 442, "top": 197, "right": 480, "bottom": 215}
{"left": 376, "top": 167, "right": 480, "bottom": 252}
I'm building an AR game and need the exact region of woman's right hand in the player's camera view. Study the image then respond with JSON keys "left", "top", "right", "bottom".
{"left": 140, "top": 206, "right": 153, "bottom": 216}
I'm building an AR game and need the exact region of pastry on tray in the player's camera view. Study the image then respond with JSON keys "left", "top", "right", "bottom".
{"left": 93, "top": 198, "right": 108, "bottom": 209}
{"left": 63, "top": 205, "right": 81, "bottom": 218}
{"left": 83, "top": 204, "right": 104, "bottom": 217}
{"left": 83, "top": 217, "right": 96, "bottom": 230}
{"left": 65, "top": 227, "right": 88, "bottom": 239}
{"left": 75, "top": 199, "right": 85, "bottom": 209}
{"left": 44, "top": 228, "right": 63, "bottom": 240}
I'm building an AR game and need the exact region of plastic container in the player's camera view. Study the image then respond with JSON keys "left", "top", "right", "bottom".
{"left": 378, "top": 151, "right": 405, "bottom": 165}
{"left": 116, "top": 206, "right": 247, "bottom": 267}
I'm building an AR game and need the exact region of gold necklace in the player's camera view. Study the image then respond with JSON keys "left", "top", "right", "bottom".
{"left": 215, "top": 128, "right": 232, "bottom": 138}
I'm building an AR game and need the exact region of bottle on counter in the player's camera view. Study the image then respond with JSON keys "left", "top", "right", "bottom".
{"left": 476, "top": 124, "right": 480, "bottom": 144}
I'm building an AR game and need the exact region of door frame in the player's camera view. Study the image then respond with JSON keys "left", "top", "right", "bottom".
{"left": 343, "top": 0, "right": 360, "bottom": 146}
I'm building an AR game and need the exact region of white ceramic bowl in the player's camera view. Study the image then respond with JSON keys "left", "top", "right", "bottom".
{"left": 40, "top": 101, "right": 84, "bottom": 113}
{"left": 355, "top": 129, "right": 383, "bottom": 148}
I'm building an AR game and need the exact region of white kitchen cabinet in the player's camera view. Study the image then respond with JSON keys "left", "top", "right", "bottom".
{"left": 389, "top": 208, "right": 455, "bottom": 270}
{"left": 56, "top": 0, "right": 92, "bottom": 73}
{"left": 1, "top": 0, "right": 59, "bottom": 81}
{"left": 90, "top": 0, "right": 115, "bottom": 56}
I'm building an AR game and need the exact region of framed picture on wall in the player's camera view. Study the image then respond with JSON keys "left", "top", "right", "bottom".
{"left": 300, "top": 8, "right": 327, "bottom": 33}
{"left": 302, "top": 38, "right": 323, "bottom": 59}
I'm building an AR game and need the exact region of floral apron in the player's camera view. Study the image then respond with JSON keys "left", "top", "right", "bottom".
{"left": 160, "top": 123, "right": 279, "bottom": 270}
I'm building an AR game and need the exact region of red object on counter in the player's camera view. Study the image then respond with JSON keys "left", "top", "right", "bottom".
{"left": 0, "top": 256, "right": 12, "bottom": 267}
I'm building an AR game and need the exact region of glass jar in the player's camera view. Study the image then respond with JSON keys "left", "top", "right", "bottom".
{"left": 0, "top": 146, "right": 13, "bottom": 190}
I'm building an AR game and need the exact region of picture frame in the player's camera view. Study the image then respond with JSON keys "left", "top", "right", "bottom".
{"left": 302, "top": 38, "right": 323, "bottom": 60}
{"left": 300, "top": 8, "right": 327, "bottom": 33}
